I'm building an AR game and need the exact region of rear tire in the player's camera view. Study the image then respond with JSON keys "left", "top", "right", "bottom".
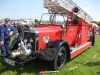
{"left": 92, "top": 36, "right": 95, "bottom": 46}
{"left": 89, "top": 32, "right": 95, "bottom": 46}
{"left": 51, "top": 47, "right": 66, "bottom": 70}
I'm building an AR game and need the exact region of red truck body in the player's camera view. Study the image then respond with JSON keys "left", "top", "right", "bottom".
{"left": 2, "top": 0, "right": 96, "bottom": 71}
{"left": 35, "top": 16, "right": 94, "bottom": 58}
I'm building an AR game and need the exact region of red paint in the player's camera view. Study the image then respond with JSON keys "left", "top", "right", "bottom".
{"left": 33, "top": 11, "right": 95, "bottom": 59}
{"left": 35, "top": 25, "right": 62, "bottom": 52}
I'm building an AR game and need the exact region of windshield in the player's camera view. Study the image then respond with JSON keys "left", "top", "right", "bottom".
{"left": 40, "top": 13, "right": 68, "bottom": 25}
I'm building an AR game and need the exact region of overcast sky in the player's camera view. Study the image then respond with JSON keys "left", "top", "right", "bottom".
{"left": 0, "top": 0, "right": 100, "bottom": 21}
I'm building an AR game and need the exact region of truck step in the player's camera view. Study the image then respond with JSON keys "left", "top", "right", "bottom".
{"left": 70, "top": 42, "right": 91, "bottom": 53}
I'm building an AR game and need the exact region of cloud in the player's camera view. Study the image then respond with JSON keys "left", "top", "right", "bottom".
{"left": 93, "top": 12, "right": 100, "bottom": 21}
{"left": 83, "top": 7, "right": 91, "bottom": 11}
{"left": 85, "top": 1, "right": 88, "bottom": 4}
{"left": 93, "top": 17, "right": 100, "bottom": 21}
{"left": 97, "top": 12, "right": 100, "bottom": 14}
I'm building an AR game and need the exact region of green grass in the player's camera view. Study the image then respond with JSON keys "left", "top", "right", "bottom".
{"left": 0, "top": 36, "right": 100, "bottom": 75}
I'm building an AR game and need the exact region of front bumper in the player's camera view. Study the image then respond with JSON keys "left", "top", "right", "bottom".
{"left": 2, "top": 56, "right": 36, "bottom": 66}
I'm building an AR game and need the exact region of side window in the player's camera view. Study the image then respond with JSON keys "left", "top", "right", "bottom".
{"left": 41, "top": 14, "right": 51, "bottom": 24}
{"left": 55, "top": 15, "right": 64, "bottom": 25}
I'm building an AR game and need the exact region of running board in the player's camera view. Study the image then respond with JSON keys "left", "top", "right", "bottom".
{"left": 70, "top": 42, "right": 91, "bottom": 59}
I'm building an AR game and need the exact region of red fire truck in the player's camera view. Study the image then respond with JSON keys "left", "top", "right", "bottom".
{"left": 3, "top": 0, "right": 96, "bottom": 70}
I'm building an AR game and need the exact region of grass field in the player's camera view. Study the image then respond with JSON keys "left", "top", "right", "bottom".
{"left": 0, "top": 36, "right": 100, "bottom": 75}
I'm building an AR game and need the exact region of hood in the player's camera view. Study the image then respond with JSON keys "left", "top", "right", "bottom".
{"left": 35, "top": 26, "right": 62, "bottom": 33}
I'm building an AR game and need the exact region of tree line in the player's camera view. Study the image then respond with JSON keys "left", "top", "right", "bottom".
{"left": 93, "top": 21, "right": 100, "bottom": 26}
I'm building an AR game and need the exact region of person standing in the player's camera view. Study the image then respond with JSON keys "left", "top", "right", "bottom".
{"left": 0, "top": 18, "right": 17, "bottom": 57}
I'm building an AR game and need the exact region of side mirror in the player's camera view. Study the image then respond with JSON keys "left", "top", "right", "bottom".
{"left": 73, "top": 7, "right": 79, "bottom": 13}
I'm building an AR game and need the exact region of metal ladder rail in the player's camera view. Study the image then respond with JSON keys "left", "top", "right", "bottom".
{"left": 66, "top": 0, "right": 92, "bottom": 23}
{"left": 44, "top": 0, "right": 93, "bottom": 23}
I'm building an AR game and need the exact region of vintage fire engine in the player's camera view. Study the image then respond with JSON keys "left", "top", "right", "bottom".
{"left": 3, "top": 0, "right": 96, "bottom": 70}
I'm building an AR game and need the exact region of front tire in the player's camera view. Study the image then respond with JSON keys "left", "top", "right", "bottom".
{"left": 51, "top": 47, "right": 66, "bottom": 70}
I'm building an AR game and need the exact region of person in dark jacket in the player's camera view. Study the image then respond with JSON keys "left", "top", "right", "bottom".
{"left": 0, "top": 18, "right": 17, "bottom": 57}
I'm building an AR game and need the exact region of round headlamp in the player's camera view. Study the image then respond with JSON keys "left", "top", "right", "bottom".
{"left": 43, "top": 36, "right": 50, "bottom": 43}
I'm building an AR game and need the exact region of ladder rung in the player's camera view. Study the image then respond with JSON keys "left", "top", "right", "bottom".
{"left": 44, "top": 0, "right": 93, "bottom": 24}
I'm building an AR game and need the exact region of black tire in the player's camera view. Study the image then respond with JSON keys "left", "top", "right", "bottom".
{"left": 91, "top": 28, "right": 95, "bottom": 46}
{"left": 90, "top": 34, "right": 95, "bottom": 46}
{"left": 51, "top": 47, "right": 66, "bottom": 70}
{"left": 92, "top": 36, "right": 95, "bottom": 46}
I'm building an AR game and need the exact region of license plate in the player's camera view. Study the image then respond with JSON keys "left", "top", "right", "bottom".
{"left": 3, "top": 58, "right": 15, "bottom": 66}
